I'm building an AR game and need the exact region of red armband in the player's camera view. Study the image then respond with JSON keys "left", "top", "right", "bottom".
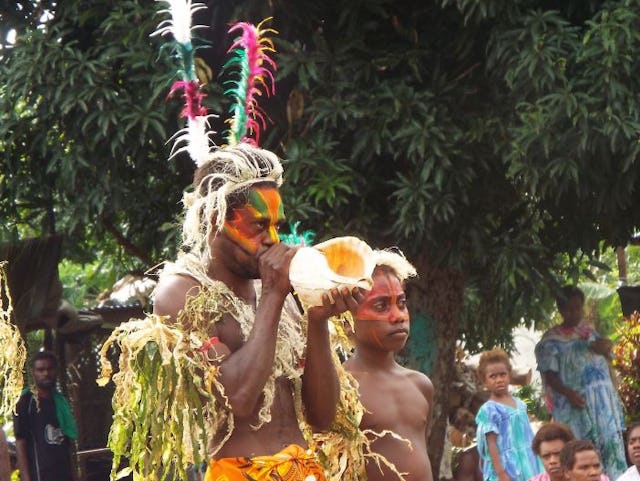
{"left": 198, "top": 336, "right": 220, "bottom": 353}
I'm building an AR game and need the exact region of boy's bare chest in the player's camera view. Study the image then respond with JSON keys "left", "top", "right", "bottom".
{"left": 358, "top": 376, "right": 428, "bottom": 431}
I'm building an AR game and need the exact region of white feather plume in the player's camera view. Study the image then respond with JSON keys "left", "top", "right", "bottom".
{"left": 168, "top": 115, "right": 218, "bottom": 167}
{"left": 152, "top": 0, "right": 207, "bottom": 44}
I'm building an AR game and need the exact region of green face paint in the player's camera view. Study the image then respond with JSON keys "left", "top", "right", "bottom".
{"left": 223, "top": 187, "right": 285, "bottom": 254}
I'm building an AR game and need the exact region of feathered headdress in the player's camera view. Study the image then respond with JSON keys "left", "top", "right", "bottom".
{"left": 152, "top": 0, "right": 214, "bottom": 167}
{"left": 152, "top": 0, "right": 283, "bottom": 277}
{"left": 223, "top": 19, "right": 278, "bottom": 146}
{"left": 152, "top": 1, "right": 278, "bottom": 165}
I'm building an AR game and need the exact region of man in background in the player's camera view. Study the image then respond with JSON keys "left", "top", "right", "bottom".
{"left": 14, "top": 351, "right": 77, "bottom": 481}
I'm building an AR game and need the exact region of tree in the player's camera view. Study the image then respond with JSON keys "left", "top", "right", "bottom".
{"left": 2, "top": 0, "right": 640, "bottom": 473}
{"left": 0, "top": 1, "right": 192, "bottom": 270}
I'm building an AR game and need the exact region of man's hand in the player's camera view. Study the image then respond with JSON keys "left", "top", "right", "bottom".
{"left": 566, "top": 389, "right": 586, "bottom": 408}
{"left": 589, "top": 338, "right": 613, "bottom": 357}
{"left": 259, "top": 243, "right": 298, "bottom": 297}
{"left": 307, "top": 287, "right": 366, "bottom": 323}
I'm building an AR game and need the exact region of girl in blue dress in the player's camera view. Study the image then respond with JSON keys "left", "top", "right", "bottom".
{"left": 475, "top": 349, "right": 543, "bottom": 481}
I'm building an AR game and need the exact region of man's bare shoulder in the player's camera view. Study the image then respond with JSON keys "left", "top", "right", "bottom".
{"left": 153, "top": 273, "right": 201, "bottom": 322}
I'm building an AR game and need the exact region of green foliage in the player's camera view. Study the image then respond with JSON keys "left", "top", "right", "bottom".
{"left": 58, "top": 257, "right": 119, "bottom": 308}
{"left": 0, "top": 1, "right": 191, "bottom": 278}
{"left": 272, "top": 1, "right": 556, "bottom": 347}
{"left": 515, "top": 383, "right": 551, "bottom": 422}
{"left": 487, "top": 1, "right": 640, "bottom": 251}
{"left": 270, "top": 0, "right": 640, "bottom": 349}
{"left": 612, "top": 311, "right": 640, "bottom": 421}
{"left": 1, "top": 0, "right": 640, "bottom": 342}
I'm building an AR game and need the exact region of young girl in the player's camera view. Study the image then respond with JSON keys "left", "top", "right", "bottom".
{"left": 475, "top": 349, "right": 543, "bottom": 481}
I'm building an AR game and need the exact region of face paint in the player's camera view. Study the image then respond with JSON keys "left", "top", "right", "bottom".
{"left": 371, "top": 329, "right": 384, "bottom": 349}
{"left": 355, "top": 270, "right": 409, "bottom": 323}
{"left": 223, "top": 187, "right": 285, "bottom": 254}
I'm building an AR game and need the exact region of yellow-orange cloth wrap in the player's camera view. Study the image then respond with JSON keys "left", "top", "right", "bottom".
{"left": 204, "top": 444, "right": 326, "bottom": 481}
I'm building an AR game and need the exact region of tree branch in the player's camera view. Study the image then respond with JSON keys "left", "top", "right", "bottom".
{"left": 101, "top": 216, "right": 153, "bottom": 267}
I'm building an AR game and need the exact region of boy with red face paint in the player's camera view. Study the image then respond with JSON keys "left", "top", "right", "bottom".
{"left": 153, "top": 144, "right": 363, "bottom": 481}
{"left": 344, "top": 250, "right": 434, "bottom": 481}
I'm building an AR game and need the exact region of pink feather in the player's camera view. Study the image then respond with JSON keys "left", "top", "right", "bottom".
{"left": 169, "top": 80, "right": 208, "bottom": 119}
{"left": 226, "top": 19, "right": 277, "bottom": 145}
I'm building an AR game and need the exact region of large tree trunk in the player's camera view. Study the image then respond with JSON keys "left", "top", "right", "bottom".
{"left": 407, "top": 258, "right": 463, "bottom": 479}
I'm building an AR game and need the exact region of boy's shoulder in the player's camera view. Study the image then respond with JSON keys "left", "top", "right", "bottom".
{"left": 397, "top": 365, "right": 434, "bottom": 398}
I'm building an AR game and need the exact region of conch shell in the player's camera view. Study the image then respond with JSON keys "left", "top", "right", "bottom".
{"left": 289, "top": 236, "right": 376, "bottom": 307}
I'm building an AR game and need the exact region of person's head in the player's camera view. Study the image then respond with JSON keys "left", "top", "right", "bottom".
{"left": 477, "top": 348, "right": 511, "bottom": 396}
{"left": 556, "top": 285, "right": 585, "bottom": 327}
{"left": 31, "top": 350, "right": 58, "bottom": 391}
{"left": 626, "top": 421, "right": 640, "bottom": 468}
{"left": 532, "top": 423, "right": 575, "bottom": 480}
{"left": 452, "top": 407, "right": 476, "bottom": 436}
{"left": 352, "top": 250, "right": 416, "bottom": 353}
{"left": 182, "top": 144, "right": 284, "bottom": 275}
{"left": 560, "top": 440, "right": 602, "bottom": 481}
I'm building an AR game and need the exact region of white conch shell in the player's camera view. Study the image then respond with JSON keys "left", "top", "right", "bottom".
{"left": 289, "top": 236, "right": 376, "bottom": 307}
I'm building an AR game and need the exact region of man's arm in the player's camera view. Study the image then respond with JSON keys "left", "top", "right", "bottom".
{"left": 154, "top": 260, "right": 283, "bottom": 417}
{"left": 155, "top": 245, "right": 298, "bottom": 418}
{"left": 15, "top": 439, "right": 30, "bottom": 481}
{"left": 218, "top": 244, "right": 303, "bottom": 417}
{"left": 153, "top": 274, "right": 201, "bottom": 324}
{"left": 301, "top": 287, "right": 362, "bottom": 431}
{"left": 14, "top": 397, "right": 31, "bottom": 481}
{"left": 542, "top": 371, "right": 586, "bottom": 408}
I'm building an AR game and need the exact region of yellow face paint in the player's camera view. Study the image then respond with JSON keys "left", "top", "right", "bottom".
{"left": 223, "top": 186, "right": 285, "bottom": 254}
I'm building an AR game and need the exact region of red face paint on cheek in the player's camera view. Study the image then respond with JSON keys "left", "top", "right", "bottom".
{"left": 371, "top": 329, "right": 384, "bottom": 348}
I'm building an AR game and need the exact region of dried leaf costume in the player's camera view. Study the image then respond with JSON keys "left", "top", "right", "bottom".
{"left": 0, "top": 261, "right": 27, "bottom": 420}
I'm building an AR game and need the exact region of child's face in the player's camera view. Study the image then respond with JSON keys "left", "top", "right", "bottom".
{"left": 627, "top": 425, "right": 640, "bottom": 468}
{"left": 483, "top": 361, "right": 510, "bottom": 396}
{"left": 538, "top": 439, "right": 566, "bottom": 480}
{"left": 353, "top": 269, "right": 410, "bottom": 351}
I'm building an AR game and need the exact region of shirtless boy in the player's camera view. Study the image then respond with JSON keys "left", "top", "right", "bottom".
{"left": 344, "top": 251, "right": 434, "bottom": 481}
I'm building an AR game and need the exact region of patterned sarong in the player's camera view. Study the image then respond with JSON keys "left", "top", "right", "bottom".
{"left": 204, "top": 444, "right": 326, "bottom": 481}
